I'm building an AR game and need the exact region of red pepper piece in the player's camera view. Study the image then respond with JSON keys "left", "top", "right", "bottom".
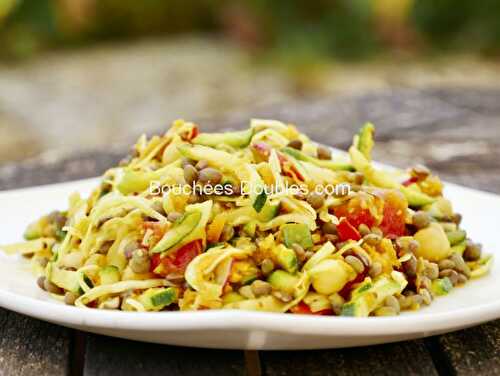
{"left": 402, "top": 176, "right": 418, "bottom": 187}
{"left": 337, "top": 218, "right": 362, "bottom": 241}
{"left": 150, "top": 240, "right": 203, "bottom": 276}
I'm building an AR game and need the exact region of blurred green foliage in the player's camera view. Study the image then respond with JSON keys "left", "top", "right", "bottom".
{"left": 0, "top": 0, "right": 499, "bottom": 61}
{"left": 413, "top": 0, "right": 500, "bottom": 55}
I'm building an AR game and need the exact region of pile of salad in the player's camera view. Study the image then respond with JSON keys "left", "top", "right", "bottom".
{"left": 2, "top": 119, "right": 492, "bottom": 316}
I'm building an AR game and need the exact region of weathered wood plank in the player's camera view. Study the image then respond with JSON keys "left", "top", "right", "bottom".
{"left": 371, "top": 114, "right": 500, "bottom": 194}
{"left": 83, "top": 334, "right": 246, "bottom": 376}
{"left": 261, "top": 340, "right": 438, "bottom": 376}
{"left": 0, "top": 150, "right": 123, "bottom": 191}
{"left": 0, "top": 309, "right": 72, "bottom": 376}
{"left": 206, "top": 88, "right": 468, "bottom": 148}
{"left": 427, "top": 321, "right": 500, "bottom": 376}
{"left": 428, "top": 88, "right": 500, "bottom": 115}
{"left": 0, "top": 88, "right": 477, "bottom": 191}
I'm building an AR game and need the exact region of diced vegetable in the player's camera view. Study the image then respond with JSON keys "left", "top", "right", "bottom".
{"left": 242, "top": 221, "right": 257, "bottom": 237}
{"left": 303, "top": 292, "right": 332, "bottom": 313}
{"left": 257, "top": 201, "right": 280, "bottom": 222}
{"left": 423, "top": 197, "right": 454, "bottom": 219}
{"left": 207, "top": 215, "right": 226, "bottom": 244}
{"left": 446, "top": 230, "right": 467, "bottom": 246}
{"left": 309, "top": 259, "right": 356, "bottom": 295}
{"left": 152, "top": 240, "right": 203, "bottom": 276}
{"left": 253, "top": 191, "right": 267, "bottom": 212}
{"left": 230, "top": 260, "right": 260, "bottom": 285}
{"left": 379, "top": 190, "right": 407, "bottom": 238}
{"left": 451, "top": 239, "right": 467, "bottom": 255}
{"left": 341, "top": 272, "right": 407, "bottom": 317}
{"left": 137, "top": 287, "right": 179, "bottom": 311}
{"left": 281, "top": 223, "right": 313, "bottom": 249}
{"left": 337, "top": 218, "right": 361, "bottom": 241}
{"left": 222, "top": 292, "right": 245, "bottom": 304}
{"left": 99, "top": 265, "right": 120, "bottom": 285}
{"left": 431, "top": 277, "right": 453, "bottom": 296}
{"left": 414, "top": 223, "right": 452, "bottom": 262}
{"left": 272, "top": 245, "right": 298, "bottom": 273}
{"left": 267, "top": 270, "right": 300, "bottom": 294}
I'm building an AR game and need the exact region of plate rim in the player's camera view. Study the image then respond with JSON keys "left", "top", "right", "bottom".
{"left": 0, "top": 285, "right": 499, "bottom": 337}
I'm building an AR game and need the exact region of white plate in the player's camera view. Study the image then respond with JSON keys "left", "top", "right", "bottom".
{"left": 0, "top": 177, "right": 499, "bottom": 349}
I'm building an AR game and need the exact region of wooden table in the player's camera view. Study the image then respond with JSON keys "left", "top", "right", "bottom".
{"left": 1, "top": 88, "right": 499, "bottom": 376}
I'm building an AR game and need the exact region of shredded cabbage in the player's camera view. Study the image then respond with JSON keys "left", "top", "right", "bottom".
{"left": 3, "top": 118, "right": 490, "bottom": 315}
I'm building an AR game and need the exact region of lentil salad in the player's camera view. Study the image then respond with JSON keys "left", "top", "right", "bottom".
{"left": 1, "top": 119, "right": 492, "bottom": 316}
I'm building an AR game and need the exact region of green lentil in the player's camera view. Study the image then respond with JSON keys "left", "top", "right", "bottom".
{"left": 287, "top": 139, "right": 303, "bottom": 150}
{"left": 306, "top": 192, "right": 324, "bottom": 209}
{"left": 463, "top": 240, "right": 482, "bottom": 261}
{"left": 183, "top": 164, "right": 198, "bottom": 185}
{"left": 317, "top": 145, "right": 332, "bottom": 160}
{"left": 198, "top": 167, "right": 222, "bottom": 185}
{"left": 412, "top": 211, "right": 431, "bottom": 229}
{"left": 261, "top": 259, "right": 274, "bottom": 275}
{"left": 322, "top": 222, "right": 337, "bottom": 235}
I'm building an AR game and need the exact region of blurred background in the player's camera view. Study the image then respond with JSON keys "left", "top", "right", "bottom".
{"left": 1, "top": 0, "right": 500, "bottom": 165}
